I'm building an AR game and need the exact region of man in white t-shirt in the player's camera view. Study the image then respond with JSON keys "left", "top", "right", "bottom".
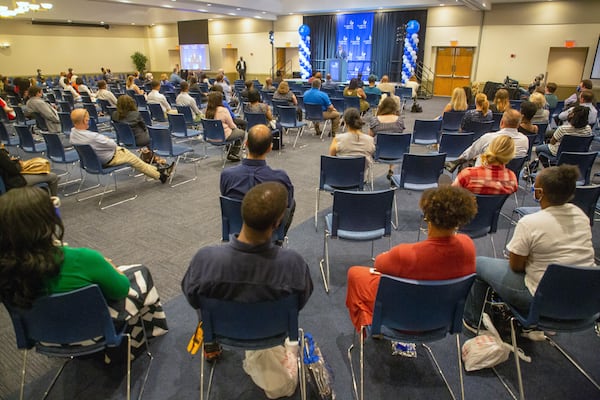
{"left": 463, "top": 164, "right": 595, "bottom": 331}
{"left": 147, "top": 80, "right": 171, "bottom": 113}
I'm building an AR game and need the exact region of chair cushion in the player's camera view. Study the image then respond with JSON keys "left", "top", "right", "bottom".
{"left": 325, "top": 213, "right": 385, "bottom": 240}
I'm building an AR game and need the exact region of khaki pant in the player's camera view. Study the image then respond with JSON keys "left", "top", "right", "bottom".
{"left": 106, "top": 147, "right": 160, "bottom": 180}
{"left": 321, "top": 110, "right": 341, "bottom": 135}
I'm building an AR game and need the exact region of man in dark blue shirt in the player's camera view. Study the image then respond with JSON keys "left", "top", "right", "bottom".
{"left": 220, "top": 124, "right": 295, "bottom": 233}
{"left": 303, "top": 79, "right": 340, "bottom": 136}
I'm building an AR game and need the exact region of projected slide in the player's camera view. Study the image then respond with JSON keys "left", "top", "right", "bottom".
{"left": 180, "top": 44, "right": 211, "bottom": 70}
{"left": 592, "top": 37, "right": 600, "bottom": 79}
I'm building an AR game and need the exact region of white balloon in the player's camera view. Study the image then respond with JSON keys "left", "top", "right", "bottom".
{"left": 412, "top": 33, "right": 418, "bottom": 40}
{"left": 414, "top": 38, "right": 420, "bottom": 45}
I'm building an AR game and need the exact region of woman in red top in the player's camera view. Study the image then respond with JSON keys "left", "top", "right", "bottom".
{"left": 346, "top": 186, "right": 478, "bottom": 331}
{"left": 452, "top": 134, "right": 518, "bottom": 195}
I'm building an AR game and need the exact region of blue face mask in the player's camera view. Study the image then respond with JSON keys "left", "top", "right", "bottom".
{"left": 576, "top": 86, "right": 581, "bottom": 93}
{"left": 532, "top": 186, "right": 542, "bottom": 203}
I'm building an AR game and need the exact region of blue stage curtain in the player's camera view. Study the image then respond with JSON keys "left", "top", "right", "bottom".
{"left": 304, "top": 15, "right": 337, "bottom": 74}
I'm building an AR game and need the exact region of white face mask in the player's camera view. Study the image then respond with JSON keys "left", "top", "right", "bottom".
{"left": 532, "top": 186, "right": 543, "bottom": 203}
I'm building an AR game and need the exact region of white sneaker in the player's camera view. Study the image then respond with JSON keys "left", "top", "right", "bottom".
{"left": 521, "top": 329, "right": 546, "bottom": 341}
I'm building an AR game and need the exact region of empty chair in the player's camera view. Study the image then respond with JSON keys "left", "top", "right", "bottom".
{"left": 344, "top": 96, "right": 361, "bottom": 112}
{"left": 278, "top": 105, "right": 306, "bottom": 148}
{"left": 139, "top": 109, "right": 153, "bottom": 127}
{"left": 365, "top": 93, "right": 380, "bottom": 111}
{"left": 441, "top": 111, "right": 466, "bottom": 132}
{"left": 57, "top": 100, "right": 72, "bottom": 113}
{"left": 83, "top": 102, "right": 111, "bottom": 124}
{"left": 319, "top": 189, "right": 395, "bottom": 293}
{"left": 174, "top": 105, "right": 198, "bottom": 127}
{"left": 491, "top": 112, "right": 503, "bottom": 131}
{"left": 557, "top": 151, "right": 597, "bottom": 186}
{"left": 458, "top": 194, "right": 509, "bottom": 257}
{"left": 15, "top": 125, "right": 46, "bottom": 154}
{"left": 391, "top": 153, "right": 446, "bottom": 191}
{"left": 148, "top": 126, "right": 197, "bottom": 186}
{"left": 42, "top": 133, "right": 81, "bottom": 188}
{"left": 58, "top": 112, "right": 73, "bottom": 136}
{"left": 168, "top": 113, "right": 201, "bottom": 141}
{"left": 304, "top": 103, "right": 330, "bottom": 139}
{"left": 533, "top": 122, "right": 548, "bottom": 145}
{"left": 315, "top": 155, "right": 366, "bottom": 231}
{"left": 134, "top": 93, "right": 148, "bottom": 110}
{"left": 372, "top": 133, "right": 412, "bottom": 184}
{"left": 572, "top": 185, "right": 600, "bottom": 226}
{"left": 509, "top": 99, "right": 522, "bottom": 110}
{"left": 201, "top": 119, "right": 229, "bottom": 168}
{"left": 412, "top": 119, "right": 442, "bottom": 145}
{"left": 0, "top": 120, "right": 19, "bottom": 149}
{"left": 438, "top": 132, "right": 474, "bottom": 162}
{"left": 348, "top": 274, "right": 476, "bottom": 400}
{"left": 13, "top": 105, "right": 36, "bottom": 127}
{"left": 395, "top": 86, "right": 413, "bottom": 105}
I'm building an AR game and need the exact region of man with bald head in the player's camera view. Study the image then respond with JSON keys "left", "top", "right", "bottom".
{"left": 447, "top": 109, "right": 528, "bottom": 171}
{"left": 220, "top": 124, "right": 295, "bottom": 234}
{"left": 69, "top": 108, "right": 173, "bottom": 183}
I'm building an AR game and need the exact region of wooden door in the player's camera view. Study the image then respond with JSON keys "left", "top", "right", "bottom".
{"left": 433, "top": 47, "right": 474, "bottom": 96}
{"left": 221, "top": 48, "right": 238, "bottom": 76}
{"left": 276, "top": 48, "right": 286, "bottom": 72}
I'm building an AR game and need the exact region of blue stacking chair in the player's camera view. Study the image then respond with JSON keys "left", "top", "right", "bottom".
{"left": 315, "top": 155, "right": 366, "bottom": 231}
{"left": 533, "top": 122, "right": 548, "bottom": 145}
{"left": 58, "top": 112, "right": 73, "bottom": 136}
{"left": 148, "top": 126, "right": 197, "bottom": 186}
{"left": 201, "top": 119, "right": 230, "bottom": 168}
{"left": 219, "top": 195, "right": 287, "bottom": 244}
{"left": 0, "top": 120, "right": 20, "bottom": 150}
{"left": 277, "top": 105, "right": 306, "bottom": 148}
{"left": 73, "top": 144, "right": 137, "bottom": 209}
{"left": 83, "top": 103, "right": 111, "bottom": 124}
{"left": 441, "top": 111, "right": 466, "bottom": 132}
{"left": 348, "top": 274, "right": 476, "bottom": 400}
{"left": 463, "top": 120, "right": 494, "bottom": 141}
{"left": 509, "top": 99, "right": 522, "bottom": 110}
{"left": 174, "top": 105, "right": 198, "bottom": 127}
{"left": 168, "top": 113, "right": 201, "bottom": 141}
{"left": 271, "top": 99, "right": 288, "bottom": 118}
{"left": 134, "top": 93, "right": 148, "bottom": 110}
{"left": 344, "top": 96, "right": 361, "bottom": 113}
{"left": 147, "top": 103, "right": 167, "bottom": 123}
{"left": 139, "top": 109, "right": 153, "bottom": 127}
{"left": 438, "top": 132, "right": 474, "bottom": 162}
{"left": 320, "top": 189, "right": 395, "bottom": 293}
{"left": 480, "top": 264, "right": 600, "bottom": 400}
{"left": 13, "top": 105, "right": 36, "bottom": 127}
{"left": 412, "top": 119, "right": 443, "bottom": 145}
{"left": 304, "top": 103, "right": 329, "bottom": 139}
{"left": 4, "top": 285, "right": 152, "bottom": 400}
{"left": 391, "top": 153, "right": 446, "bottom": 191}
{"left": 331, "top": 98, "right": 346, "bottom": 117}
{"left": 366, "top": 93, "right": 380, "bottom": 111}
{"left": 112, "top": 121, "right": 138, "bottom": 149}
{"left": 244, "top": 111, "right": 282, "bottom": 152}
{"left": 395, "top": 86, "right": 413, "bottom": 109}
{"left": 372, "top": 133, "right": 412, "bottom": 188}
{"left": 457, "top": 194, "right": 509, "bottom": 257}
{"left": 557, "top": 151, "right": 597, "bottom": 186}
{"left": 195, "top": 295, "right": 305, "bottom": 400}
{"left": 15, "top": 125, "right": 46, "bottom": 155}
{"left": 0, "top": 175, "right": 6, "bottom": 194}
{"left": 42, "top": 133, "right": 81, "bottom": 189}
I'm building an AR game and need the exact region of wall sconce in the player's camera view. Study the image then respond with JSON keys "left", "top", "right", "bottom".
{"left": 0, "top": 42, "right": 11, "bottom": 49}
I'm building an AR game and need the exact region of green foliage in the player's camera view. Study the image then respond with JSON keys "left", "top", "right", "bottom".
{"left": 131, "top": 51, "right": 148, "bottom": 73}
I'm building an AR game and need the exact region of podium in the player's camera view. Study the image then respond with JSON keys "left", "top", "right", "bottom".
{"left": 326, "top": 58, "right": 347, "bottom": 82}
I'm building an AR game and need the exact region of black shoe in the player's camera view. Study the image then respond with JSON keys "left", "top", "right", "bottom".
{"left": 445, "top": 160, "right": 462, "bottom": 173}
{"left": 159, "top": 172, "right": 168, "bottom": 184}
{"left": 462, "top": 319, "right": 479, "bottom": 336}
{"left": 386, "top": 170, "right": 394, "bottom": 181}
{"left": 158, "top": 162, "right": 175, "bottom": 184}
{"left": 227, "top": 154, "right": 241, "bottom": 162}
{"left": 203, "top": 342, "right": 222, "bottom": 363}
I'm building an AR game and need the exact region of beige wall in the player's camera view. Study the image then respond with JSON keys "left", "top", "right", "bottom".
{"left": 425, "top": 1, "right": 600, "bottom": 86}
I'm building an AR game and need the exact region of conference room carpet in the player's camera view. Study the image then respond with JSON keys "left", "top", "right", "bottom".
{"left": 2, "top": 96, "right": 600, "bottom": 399}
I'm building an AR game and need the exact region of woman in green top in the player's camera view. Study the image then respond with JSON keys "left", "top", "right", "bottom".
{"left": 0, "top": 187, "right": 167, "bottom": 349}
{"left": 344, "top": 78, "right": 370, "bottom": 113}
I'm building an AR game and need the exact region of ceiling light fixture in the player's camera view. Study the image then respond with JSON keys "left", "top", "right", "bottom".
{"left": 0, "top": 1, "right": 53, "bottom": 18}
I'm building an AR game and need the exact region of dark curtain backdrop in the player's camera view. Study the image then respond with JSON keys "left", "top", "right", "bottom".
{"left": 304, "top": 10, "right": 427, "bottom": 81}
{"left": 303, "top": 15, "right": 337, "bottom": 73}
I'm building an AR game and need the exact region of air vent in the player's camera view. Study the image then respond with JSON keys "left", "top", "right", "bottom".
{"left": 31, "top": 20, "right": 110, "bottom": 29}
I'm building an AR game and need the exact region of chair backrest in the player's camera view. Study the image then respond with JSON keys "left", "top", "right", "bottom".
{"left": 13, "top": 106, "right": 30, "bottom": 125}
{"left": 441, "top": 111, "right": 466, "bottom": 131}
{"left": 139, "top": 109, "right": 153, "bottom": 127}
{"left": 371, "top": 274, "right": 476, "bottom": 337}
{"left": 343, "top": 96, "right": 361, "bottom": 111}
{"left": 96, "top": 99, "right": 111, "bottom": 114}
{"left": 366, "top": 93, "right": 381, "bottom": 108}
{"left": 57, "top": 101, "right": 71, "bottom": 113}
{"left": 412, "top": 119, "right": 443, "bottom": 144}
{"left": 458, "top": 194, "right": 509, "bottom": 238}
{"left": 304, "top": 103, "right": 325, "bottom": 122}
{"left": 62, "top": 92, "right": 75, "bottom": 108}
{"left": 438, "top": 133, "right": 474, "bottom": 159}
{"left": 201, "top": 119, "right": 226, "bottom": 144}
{"left": 527, "top": 264, "right": 600, "bottom": 329}
{"left": 331, "top": 98, "right": 345, "bottom": 114}
{"left": 533, "top": 122, "right": 548, "bottom": 145}
{"left": 506, "top": 155, "right": 527, "bottom": 179}
{"left": 73, "top": 144, "right": 106, "bottom": 174}
{"left": 556, "top": 135, "right": 593, "bottom": 156}
{"left": 147, "top": 103, "right": 167, "bottom": 122}
{"left": 83, "top": 103, "right": 99, "bottom": 120}
{"left": 509, "top": 100, "right": 522, "bottom": 111}
{"left": 0, "top": 121, "right": 18, "bottom": 146}
{"left": 330, "top": 189, "right": 394, "bottom": 238}
{"left": 463, "top": 120, "right": 494, "bottom": 141}
{"left": 80, "top": 93, "right": 92, "bottom": 104}
{"left": 42, "top": 133, "right": 70, "bottom": 162}
{"left": 134, "top": 93, "right": 148, "bottom": 108}
{"left": 374, "top": 133, "right": 411, "bottom": 161}
{"left": 244, "top": 111, "right": 268, "bottom": 131}
{"left": 148, "top": 126, "right": 174, "bottom": 154}
{"left": 113, "top": 121, "right": 137, "bottom": 148}
{"left": 395, "top": 86, "right": 413, "bottom": 100}
{"left": 399, "top": 153, "right": 446, "bottom": 190}
{"left": 571, "top": 185, "right": 600, "bottom": 226}
{"left": 278, "top": 105, "right": 299, "bottom": 126}
{"left": 557, "top": 151, "right": 597, "bottom": 186}
{"left": 14, "top": 125, "right": 37, "bottom": 151}
{"left": 167, "top": 113, "right": 189, "bottom": 134}
{"left": 58, "top": 112, "right": 73, "bottom": 135}
{"left": 0, "top": 175, "right": 6, "bottom": 194}
{"left": 198, "top": 295, "right": 299, "bottom": 348}
{"left": 4, "top": 285, "right": 121, "bottom": 351}
{"left": 219, "top": 195, "right": 286, "bottom": 243}
{"left": 31, "top": 111, "right": 49, "bottom": 132}
{"left": 491, "top": 112, "right": 503, "bottom": 131}
{"left": 319, "top": 155, "right": 365, "bottom": 191}
{"left": 174, "top": 105, "right": 195, "bottom": 125}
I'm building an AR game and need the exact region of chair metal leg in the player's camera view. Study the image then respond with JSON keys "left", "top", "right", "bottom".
{"left": 298, "top": 328, "right": 306, "bottom": 400}
{"left": 509, "top": 318, "right": 526, "bottom": 400}
{"left": 546, "top": 336, "right": 600, "bottom": 392}
{"left": 20, "top": 349, "right": 27, "bottom": 400}
{"left": 200, "top": 351, "right": 217, "bottom": 400}
{"left": 136, "top": 319, "right": 154, "bottom": 400}
{"left": 456, "top": 335, "right": 465, "bottom": 400}
{"left": 392, "top": 193, "right": 399, "bottom": 230}
{"left": 348, "top": 326, "right": 365, "bottom": 400}
{"left": 319, "top": 231, "right": 330, "bottom": 293}
{"left": 126, "top": 333, "right": 132, "bottom": 400}
{"left": 490, "top": 234, "right": 497, "bottom": 258}
{"left": 41, "top": 359, "right": 71, "bottom": 400}
{"left": 422, "top": 343, "right": 457, "bottom": 400}
{"left": 315, "top": 188, "right": 321, "bottom": 231}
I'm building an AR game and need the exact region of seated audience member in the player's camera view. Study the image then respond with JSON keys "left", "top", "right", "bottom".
{"left": 377, "top": 75, "right": 395, "bottom": 96}
{"left": 169, "top": 68, "right": 184, "bottom": 85}
{"left": 329, "top": 108, "right": 375, "bottom": 176}
{"left": 462, "top": 164, "right": 595, "bottom": 333}
{"left": 489, "top": 88, "right": 511, "bottom": 113}
{"left": 307, "top": 71, "right": 322, "bottom": 83}
{"left": 25, "top": 86, "right": 61, "bottom": 133}
{"left": 544, "top": 82, "right": 558, "bottom": 110}
{"left": 96, "top": 80, "right": 118, "bottom": 107}
{"left": 213, "top": 73, "right": 233, "bottom": 104}
{"left": 368, "top": 97, "right": 406, "bottom": 179}
{"left": 209, "top": 85, "right": 246, "bottom": 130}
{"left": 535, "top": 105, "right": 592, "bottom": 166}
{"left": 529, "top": 92, "right": 549, "bottom": 124}
{"left": 463, "top": 86, "right": 474, "bottom": 107}
{"left": 75, "top": 77, "right": 95, "bottom": 101}
{"left": 517, "top": 101, "right": 539, "bottom": 136}
{"left": 564, "top": 79, "right": 592, "bottom": 109}
{"left": 160, "top": 73, "right": 175, "bottom": 93}
{"left": 446, "top": 109, "right": 528, "bottom": 172}
{"left": 205, "top": 91, "right": 245, "bottom": 162}
{"left": 461, "top": 93, "right": 493, "bottom": 131}
{"left": 363, "top": 75, "right": 382, "bottom": 97}
{"left": 273, "top": 81, "right": 302, "bottom": 121}
{"left": 346, "top": 186, "right": 477, "bottom": 331}
{"left": 111, "top": 95, "right": 151, "bottom": 148}
{"left": 69, "top": 109, "right": 173, "bottom": 183}
{"left": 0, "top": 96, "right": 15, "bottom": 120}
{"left": 263, "top": 77, "right": 276, "bottom": 92}
{"left": 558, "top": 90, "right": 597, "bottom": 127}
{"left": 126, "top": 75, "right": 145, "bottom": 95}
{"left": 0, "top": 146, "right": 59, "bottom": 196}
{"left": 220, "top": 124, "right": 295, "bottom": 235}
{"left": 175, "top": 81, "right": 202, "bottom": 121}
{"left": 147, "top": 80, "right": 171, "bottom": 113}
{"left": 189, "top": 76, "right": 201, "bottom": 92}
{"left": 344, "top": 78, "right": 369, "bottom": 113}
{"left": 182, "top": 182, "right": 313, "bottom": 361}
{"left": 453, "top": 135, "right": 517, "bottom": 195}
{"left": 442, "top": 87, "right": 468, "bottom": 115}
{"left": 322, "top": 74, "right": 337, "bottom": 90}
{"left": 240, "top": 80, "right": 254, "bottom": 101}
{"left": 303, "top": 79, "right": 341, "bottom": 136}
{"left": 405, "top": 75, "right": 420, "bottom": 99}
{"left": 61, "top": 78, "right": 81, "bottom": 102}
{"left": 217, "top": 68, "right": 231, "bottom": 86}
{"left": 0, "top": 186, "right": 168, "bottom": 351}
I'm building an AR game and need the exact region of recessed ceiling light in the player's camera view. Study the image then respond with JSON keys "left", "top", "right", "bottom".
{"left": 440, "top": 3, "right": 445, "bottom": 5}
{"left": 67, "top": 19, "right": 72, "bottom": 23}
{"left": 288, "top": 12, "right": 293, "bottom": 15}
{"left": 227, "top": 12, "right": 236, "bottom": 15}
{"left": 261, "top": 11, "right": 266, "bottom": 14}
{"left": 207, "top": 3, "right": 211, "bottom": 6}
{"left": 163, "top": 4, "right": 172, "bottom": 8}
{"left": 254, "top": 15, "right": 261, "bottom": 19}
{"left": 100, "top": 21, "right": 105, "bottom": 24}
{"left": 131, "top": 22, "right": 135, "bottom": 25}
{"left": 236, "top": 7, "right": 241, "bottom": 10}
{"left": 198, "top": 8, "right": 207, "bottom": 12}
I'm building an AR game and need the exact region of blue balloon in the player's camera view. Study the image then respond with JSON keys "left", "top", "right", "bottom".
{"left": 406, "top": 20, "right": 420, "bottom": 35}
{"left": 298, "top": 24, "right": 310, "bottom": 37}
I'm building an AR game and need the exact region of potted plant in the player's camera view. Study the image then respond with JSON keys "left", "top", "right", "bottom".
{"left": 131, "top": 51, "right": 148, "bottom": 73}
